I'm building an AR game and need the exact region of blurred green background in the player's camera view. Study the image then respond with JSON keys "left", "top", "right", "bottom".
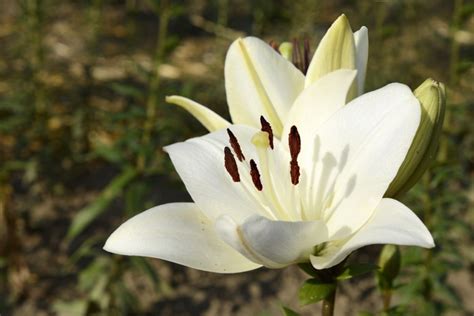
{"left": 0, "top": 0, "right": 473, "bottom": 315}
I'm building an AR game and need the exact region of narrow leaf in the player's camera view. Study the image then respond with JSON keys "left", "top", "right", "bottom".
{"left": 67, "top": 167, "right": 137, "bottom": 241}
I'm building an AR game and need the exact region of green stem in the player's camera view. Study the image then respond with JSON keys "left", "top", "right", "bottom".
{"left": 322, "top": 285, "right": 336, "bottom": 316}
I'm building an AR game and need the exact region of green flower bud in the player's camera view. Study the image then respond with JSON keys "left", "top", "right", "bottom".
{"left": 386, "top": 79, "right": 446, "bottom": 198}
{"left": 377, "top": 244, "right": 401, "bottom": 290}
{"left": 278, "top": 42, "right": 293, "bottom": 61}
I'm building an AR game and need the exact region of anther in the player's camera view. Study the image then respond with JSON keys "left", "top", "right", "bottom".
{"left": 268, "top": 40, "right": 280, "bottom": 53}
{"left": 224, "top": 147, "right": 240, "bottom": 182}
{"left": 260, "top": 116, "right": 274, "bottom": 149}
{"left": 289, "top": 126, "right": 301, "bottom": 160}
{"left": 289, "top": 126, "right": 301, "bottom": 185}
{"left": 227, "top": 129, "right": 245, "bottom": 161}
{"left": 249, "top": 159, "right": 263, "bottom": 191}
{"left": 290, "top": 160, "right": 300, "bottom": 185}
{"left": 303, "top": 38, "right": 310, "bottom": 74}
{"left": 292, "top": 38, "right": 302, "bottom": 72}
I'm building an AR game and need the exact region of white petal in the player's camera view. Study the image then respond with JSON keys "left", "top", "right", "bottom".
{"left": 310, "top": 198, "right": 434, "bottom": 269}
{"left": 305, "top": 14, "right": 356, "bottom": 88}
{"left": 166, "top": 95, "right": 230, "bottom": 132}
{"left": 216, "top": 214, "right": 328, "bottom": 268}
{"left": 104, "top": 203, "right": 260, "bottom": 273}
{"left": 282, "top": 69, "right": 357, "bottom": 140}
{"left": 353, "top": 26, "right": 368, "bottom": 95}
{"left": 300, "top": 83, "right": 421, "bottom": 236}
{"left": 225, "top": 37, "right": 305, "bottom": 136}
{"left": 164, "top": 125, "right": 268, "bottom": 222}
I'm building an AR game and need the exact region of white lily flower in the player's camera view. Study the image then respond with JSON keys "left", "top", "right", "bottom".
{"left": 104, "top": 71, "right": 434, "bottom": 273}
{"left": 166, "top": 14, "right": 368, "bottom": 137}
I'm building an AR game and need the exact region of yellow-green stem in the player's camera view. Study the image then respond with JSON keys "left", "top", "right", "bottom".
{"left": 382, "top": 289, "right": 392, "bottom": 311}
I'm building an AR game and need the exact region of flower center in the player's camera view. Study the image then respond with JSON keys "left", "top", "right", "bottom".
{"left": 223, "top": 116, "right": 301, "bottom": 191}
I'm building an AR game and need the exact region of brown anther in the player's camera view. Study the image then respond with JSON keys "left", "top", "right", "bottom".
{"left": 303, "top": 38, "right": 310, "bottom": 74}
{"left": 290, "top": 160, "right": 300, "bottom": 185}
{"left": 227, "top": 129, "right": 245, "bottom": 161}
{"left": 224, "top": 147, "right": 240, "bottom": 182}
{"left": 249, "top": 159, "right": 263, "bottom": 191}
{"left": 268, "top": 40, "right": 280, "bottom": 53}
{"left": 292, "top": 38, "right": 302, "bottom": 72}
{"left": 291, "top": 38, "right": 311, "bottom": 74}
{"left": 288, "top": 126, "right": 301, "bottom": 160}
{"left": 289, "top": 126, "right": 301, "bottom": 185}
{"left": 260, "top": 116, "right": 274, "bottom": 149}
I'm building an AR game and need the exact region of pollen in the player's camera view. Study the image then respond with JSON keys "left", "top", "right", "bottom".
{"left": 249, "top": 159, "right": 263, "bottom": 191}
{"left": 224, "top": 147, "right": 240, "bottom": 182}
{"left": 227, "top": 128, "right": 245, "bottom": 162}
{"left": 260, "top": 116, "right": 274, "bottom": 149}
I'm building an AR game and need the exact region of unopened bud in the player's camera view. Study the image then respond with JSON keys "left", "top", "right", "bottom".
{"left": 386, "top": 79, "right": 446, "bottom": 198}
{"left": 377, "top": 244, "right": 401, "bottom": 290}
{"left": 305, "top": 14, "right": 357, "bottom": 99}
{"left": 278, "top": 42, "right": 293, "bottom": 61}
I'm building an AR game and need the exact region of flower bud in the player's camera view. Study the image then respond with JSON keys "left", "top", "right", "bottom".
{"left": 278, "top": 42, "right": 293, "bottom": 61}
{"left": 386, "top": 79, "right": 446, "bottom": 198}
{"left": 377, "top": 244, "right": 401, "bottom": 290}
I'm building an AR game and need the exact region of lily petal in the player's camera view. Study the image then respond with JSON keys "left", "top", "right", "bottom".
{"left": 305, "top": 14, "right": 356, "bottom": 88}
{"left": 165, "top": 125, "right": 268, "bottom": 222}
{"left": 283, "top": 69, "right": 357, "bottom": 140}
{"left": 225, "top": 37, "right": 305, "bottom": 136}
{"left": 353, "top": 26, "right": 368, "bottom": 95}
{"left": 104, "top": 203, "right": 260, "bottom": 273}
{"left": 301, "top": 84, "right": 421, "bottom": 236}
{"left": 166, "top": 96, "right": 230, "bottom": 132}
{"left": 310, "top": 198, "right": 434, "bottom": 269}
{"left": 216, "top": 214, "right": 328, "bottom": 268}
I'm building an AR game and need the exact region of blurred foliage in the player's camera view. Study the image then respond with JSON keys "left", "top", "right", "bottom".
{"left": 0, "top": 0, "right": 473, "bottom": 315}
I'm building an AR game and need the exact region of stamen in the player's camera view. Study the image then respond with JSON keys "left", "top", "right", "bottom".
{"left": 291, "top": 38, "right": 311, "bottom": 74}
{"left": 249, "top": 159, "right": 263, "bottom": 191}
{"left": 303, "top": 38, "right": 310, "bottom": 74}
{"left": 290, "top": 160, "right": 300, "bottom": 185}
{"left": 289, "top": 126, "right": 301, "bottom": 185}
{"left": 268, "top": 40, "right": 280, "bottom": 53}
{"left": 260, "top": 116, "right": 274, "bottom": 149}
{"left": 224, "top": 147, "right": 240, "bottom": 182}
{"left": 227, "top": 128, "right": 245, "bottom": 161}
{"left": 289, "top": 126, "right": 301, "bottom": 160}
{"left": 292, "top": 38, "right": 302, "bottom": 72}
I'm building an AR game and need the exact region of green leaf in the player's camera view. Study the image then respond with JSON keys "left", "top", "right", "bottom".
{"left": 357, "top": 312, "right": 374, "bottom": 316}
{"left": 281, "top": 305, "right": 301, "bottom": 316}
{"left": 52, "top": 299, "right": 88, "bottom": 316}
{"left": 336, "top": 263, "right": 378, "bottom": 280}
{"left": 298, "top": 279, "right": 336, "bottom": 305}
{"left": 67, "top": 167, "right": 138, "bottom": 241}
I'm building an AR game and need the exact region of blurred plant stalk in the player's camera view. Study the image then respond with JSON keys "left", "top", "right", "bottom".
{"left": 137, "top": 0, "right": 171, "bottom": 172}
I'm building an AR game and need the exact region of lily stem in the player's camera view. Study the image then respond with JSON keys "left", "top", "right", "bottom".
{"left": 382, "top": 289, "right": 392, "bottom": 311}
{"left": 322, "top": 285, "right": 336, "bottom": 316}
